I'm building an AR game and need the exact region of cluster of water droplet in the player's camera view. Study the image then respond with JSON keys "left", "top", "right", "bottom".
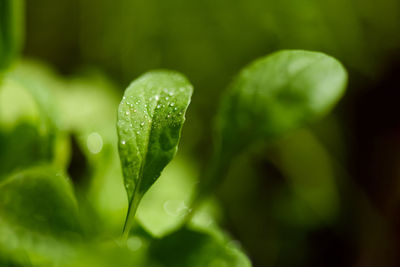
{"left": 118, "top": 83, "right": 192, "bottom": 148}
{"left": 117, "top": 73, "right": 193, "bottom": 198}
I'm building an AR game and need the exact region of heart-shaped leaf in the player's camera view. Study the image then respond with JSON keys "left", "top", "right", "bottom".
{"left": 117, "top": 70, "right": 193, "bottom": 237}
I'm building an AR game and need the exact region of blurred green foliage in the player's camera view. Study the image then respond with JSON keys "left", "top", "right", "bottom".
{"left": 1, "top": 0, "right": 400, "bottom": 266}
{"left": 0, "top": 0, "right": 23, "bottom": 71}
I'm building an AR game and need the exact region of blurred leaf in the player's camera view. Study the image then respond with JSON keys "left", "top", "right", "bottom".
{"left": 117, "top": 71, "right": 193, "bottom": 237}
{"left": 0, "top": 166, "right": 80, "bottom": 238}
{"left": 149, "top": 227, "right": 251, "bottom": 267}
{"left": 0, "top": 166, "right": 81, "bottom": 264}
{"left": 274, "top": 129, "right": 339, "bottom": 225}
{"left": 196, "top": 50, "right": 347, "bottom": 203}
{"left": 0, "top": 74, "right": 39, "bottom": 129}
{"left": 217, "top": 50, "right": 347, "bottom": 156}
{"left": 55, "top": 71, "right": 119, "bottom": 135}
{"left": 0, "top": 64, "right": 61, "bottom": 179}
{"left": 7, "top": 60, "right": 61, "bottom": 129}
{"left": 50, "top": 69, "right": 122, "bottom": 235}
{"left": 63, "top": 237, "right": 150, "bottom": 267}
{"left": 136, "top": 156, "right": 197, "bottom": 237}
{"left": 0, "top": 0, "right": 24, "bottom": 72}
{"left": 137, "top": 155, "right": 221, "bottom": 238}
{"left": 0, "top": 123, "right": 52, "bottom": 180}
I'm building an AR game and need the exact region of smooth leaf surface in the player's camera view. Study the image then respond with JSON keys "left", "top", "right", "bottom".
{"left": 0, "top": 123, "right": 52, "bottom": 181}
{"left": 0, "top": 0, "right": 24, "bottom": 71}
{"left": 149, "top": 227, "right": 251, "bottom": 267}
{"left": 194, "top": 50, "right": 347, "bottom": 207}
{"left": 137, "top": 155, "right": 221, "bottom": 238}
{"left": 0, "top": 166, "right": 81, "bottom": 264}
{"left": 0, "top": 61, "right": 64, "bottom": 180}
{"left": 117, "top": 70, "right": 193, "bottom": 236}
{"left": 0, "top": 166, "right": 81, "bottom": 238}
{"left": 274, "top": 129, "right": 339, "bottom": 225}
{"left": 216, "top": 50, "right": 347, "bottom": 156}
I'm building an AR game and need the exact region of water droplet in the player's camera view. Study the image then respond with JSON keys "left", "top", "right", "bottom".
{"left": 121, "top": 140, "right": 126, "bottom": 145}
{"left": 123, "top": 96, "right": 126, "bottom": 100}
{"left": 165, "top": 97, "right": 169, "bottom": 100}
{"left": 167, "top": 114, "right": 171, "bottom": 118}
{"left": 174, "top": 107, "right": 178, "bottom": 111}
{"left": 133, "top": 109, "right": 137, "bottom": 113}
{"left": 136, "top": 131, "right": 140, "bottom": 134}
{"left": 125, "top": 111, "right": 130, "bottom": 115}
{"left": 163, "top": 200, "right": 189, "bottom": 218}
{"left": 157, "top": 104, "right": 161, "bottom": 109}
{"left": 170, "top": 103, "right": 175, "bottom": 107}
{"left": 144, "top": 104, "right": 148, "bottom": 107}
{"left": 140, "top": 122, "right": 145, "bottom": 127}
{"left": 87, "top": 132, "right": 103, "bottom": 154}
{"left": 127, "top": 236, "right": 142, "bottom": 251}
{"left": 169, "top": 92, "right": 174, "bottom": 96}
{"left": 155, "top": 95, "right": 159, "bottom": 101}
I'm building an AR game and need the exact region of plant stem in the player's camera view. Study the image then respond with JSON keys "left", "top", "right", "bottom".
{"left": 122, "top": 192, "right": 142, "bottom": 241}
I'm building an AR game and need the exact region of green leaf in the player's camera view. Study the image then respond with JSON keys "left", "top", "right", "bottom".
{"left": 0, "top": 123, "right": 52, "bottom": 181}
{"left": 149, "top": 227, "right": 251, "bottom": 267}
{"left": 0, "top": 0, "right": 24, "bottom": 71}
{"left": 0, "top": 166, "right": 81, "bottom": 264}
{"left": 195, "top": 50, "right": 347, "bottom": 206}
{"left": 136, "top": 155, "right": 222, "bottom": 238}
{"left": 217, "top": 50, "right": 347, "bottom": 156}
{"left": 117, "top": 70, "right": 193, "bottom": 238}
{"left": 0, "top": 60, "right": 65, "bottom": 179}
{"left": 274, "top": 129, "right": 340, "bottom": 225}
{"left": 0, "top": 166, "right": 81, "bottom": 238}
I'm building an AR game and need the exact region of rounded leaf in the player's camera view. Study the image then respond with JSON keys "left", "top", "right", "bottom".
{"left": 217, "top": 50, "right": 347, "bottom": 154}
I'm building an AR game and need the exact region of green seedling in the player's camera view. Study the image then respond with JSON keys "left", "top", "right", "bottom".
{"left": 117, "top": 71, "right": 193, "bottom": 238}
{"left": 0, "top": 17, "right": 347, "bottom": 265}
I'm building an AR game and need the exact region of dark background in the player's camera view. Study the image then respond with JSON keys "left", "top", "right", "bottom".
{"left": 23, "top": 0, "right": 400, "bottom": 266}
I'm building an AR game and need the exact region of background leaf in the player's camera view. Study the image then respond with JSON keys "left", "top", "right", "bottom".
{"left": 0, "top": 0, "right": 24, "bottom": 71}
{"left": 0, "top": 166, "right": 81, "bottom": 264}
{"left": 149, "top": 227, "right": 251, "bottom": 267}
{"left": 136, "top": 155, "right": 222, "bottom": 238}
{"left": 194, "top": 49, "right": 347, "bottom": 209}
{"left": 216, "top": 50, "right": 347, "bottom": 156}
{"left": 0, "top": 61, "right": 61, "bottom": 180}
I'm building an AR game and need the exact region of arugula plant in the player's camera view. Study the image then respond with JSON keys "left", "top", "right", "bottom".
{"left": 0, "top": 2, "right": 348, "bottom": 265}
{"left": 117, "top": 71, "right": 193, "bottom": 238}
